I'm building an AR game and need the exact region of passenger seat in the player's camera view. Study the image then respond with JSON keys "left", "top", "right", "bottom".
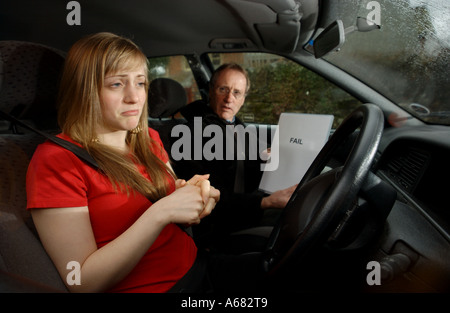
{"left": 148, "top": 77, "right": 188, "bottom": 155}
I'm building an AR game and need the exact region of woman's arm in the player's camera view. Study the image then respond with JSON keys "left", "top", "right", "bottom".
{"left": 31, "top": 182, "right": 214, "bottom": 293}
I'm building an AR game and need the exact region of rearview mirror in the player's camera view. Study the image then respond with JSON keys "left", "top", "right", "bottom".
{"left": 312, "top": 20, "right": 345, "bottom": 59}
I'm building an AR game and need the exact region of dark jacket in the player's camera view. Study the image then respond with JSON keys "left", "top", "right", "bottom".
{"left": 170, "top": 100, "right": 266, "bottom": 247}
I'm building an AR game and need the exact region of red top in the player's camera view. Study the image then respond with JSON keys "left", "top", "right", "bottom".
{"left": 26, "top": 128, "right": 197, "bottom": 292}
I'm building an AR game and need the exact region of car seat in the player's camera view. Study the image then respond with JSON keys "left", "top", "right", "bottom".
{"left": 147, "top": 77, "right": 188, "bottom": 155}
{"left": 0, "top": 40, "right": 68, "bottom": 292}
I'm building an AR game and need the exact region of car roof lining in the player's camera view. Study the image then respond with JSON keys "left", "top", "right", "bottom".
{"left": 0, "top": 0, "right": 320, "bottom": 56}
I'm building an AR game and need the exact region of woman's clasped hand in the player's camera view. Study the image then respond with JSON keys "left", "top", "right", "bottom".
{"left": 163, "top": 174, "right": 220, "bottom": 226}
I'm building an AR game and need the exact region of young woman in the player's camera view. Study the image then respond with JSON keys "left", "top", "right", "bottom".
{"left": 26, "top": 32, "right": 219, "bottom": 293}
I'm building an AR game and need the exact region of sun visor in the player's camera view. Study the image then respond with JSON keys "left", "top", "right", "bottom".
{"left": 223, "top": 0, "right": 302, "bottom": 53}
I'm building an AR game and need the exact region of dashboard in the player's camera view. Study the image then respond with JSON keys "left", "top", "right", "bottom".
{"left": 373, "top": 124, "right": 450, "bottom": 292}
{"left": 376, "top": 124, "right": 450, "bottom": 235}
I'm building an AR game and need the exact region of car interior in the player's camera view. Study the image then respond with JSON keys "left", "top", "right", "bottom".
{"left": 1, "top": 0, "right": 449, "bottom": 293}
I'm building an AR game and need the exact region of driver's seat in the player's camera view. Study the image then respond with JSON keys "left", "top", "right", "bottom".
{"left": 0, "top": 40, "right": 68, "bottom": 292}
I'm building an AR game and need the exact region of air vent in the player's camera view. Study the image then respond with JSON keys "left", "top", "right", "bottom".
{"left": 385, "top": 148, "right": 429, "bottom": 193}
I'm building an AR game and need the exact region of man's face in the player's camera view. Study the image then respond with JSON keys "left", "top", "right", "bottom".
{"left": 209, "top": 69, "right": 247, "bottom": 121}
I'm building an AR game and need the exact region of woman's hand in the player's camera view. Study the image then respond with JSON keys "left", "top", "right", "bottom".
{"left": 176, "top": 174, "right": 220, "bottom": 216}
{"left": 158, "top": 174, "right": 220, "bottom": 226}
{"left": 187, "top": 174, "right": 220, "bottom": 218}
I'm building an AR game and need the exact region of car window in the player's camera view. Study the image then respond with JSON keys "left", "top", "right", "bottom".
{"left": 147, "top": 55, "right": 202, "bottom": 104}
{"left": 320, "top": 0, "right": 450, "bottom": 125}
{"left": 208, "top": 52, "right": 361, "bottom": 129}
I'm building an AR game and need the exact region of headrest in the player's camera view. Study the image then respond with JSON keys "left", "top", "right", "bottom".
{"left": 179, "top": 99, "right": 210, "bottom": 121}
{"left": 0, "top": 41, "right": 65, "bottom": 130}
{"left": 148, "top": 78, "right": 187, "bottom": 118}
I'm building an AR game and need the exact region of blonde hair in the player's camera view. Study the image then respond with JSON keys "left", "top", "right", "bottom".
{"left": 57, "top": 32, "right": 175, "bottom": 202}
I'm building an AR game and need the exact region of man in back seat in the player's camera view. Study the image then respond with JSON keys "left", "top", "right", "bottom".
{"left": 171, "top": 63, "right": 296, "bottom": 251}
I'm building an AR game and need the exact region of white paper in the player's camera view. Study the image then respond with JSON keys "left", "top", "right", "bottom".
{"left": 258, "top": 113, "right": 334, "bottom": 194}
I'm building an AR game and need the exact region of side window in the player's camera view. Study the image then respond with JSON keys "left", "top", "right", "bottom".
{"left": 147, "top": 55, "right": 202, "bottom": 104}
{"left": 208, "top": 53, "right": 361, "bottom": 129}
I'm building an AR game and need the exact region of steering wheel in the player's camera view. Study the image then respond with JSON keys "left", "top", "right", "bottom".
{"left": 262, "top": 103, "right": 385, "bottom": 275}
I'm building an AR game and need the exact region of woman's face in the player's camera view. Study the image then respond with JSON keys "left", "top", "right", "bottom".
{"left": 98, "top": 65, "right": 147, "bottom": 134}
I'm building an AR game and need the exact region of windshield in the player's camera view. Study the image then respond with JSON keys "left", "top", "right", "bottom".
{"left": 321, "top": 0, "right": 450, "bottom": 125}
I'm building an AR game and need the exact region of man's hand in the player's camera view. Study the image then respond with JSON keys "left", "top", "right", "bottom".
{"left": 261, "top": 184, "right": 297, "bottom": 209}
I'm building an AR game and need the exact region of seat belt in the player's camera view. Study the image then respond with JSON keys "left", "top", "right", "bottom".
{"left": 0, "top": 110, "right": 193, "bottom": 237}
{"left": 232, "top": 127, "right": 245, "bottom": 194}
{"left": 0, "top": 111, "right": 99, "bottom": 168}
{"left": 234, "top": 159, "right": 245, "bottom": 193}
